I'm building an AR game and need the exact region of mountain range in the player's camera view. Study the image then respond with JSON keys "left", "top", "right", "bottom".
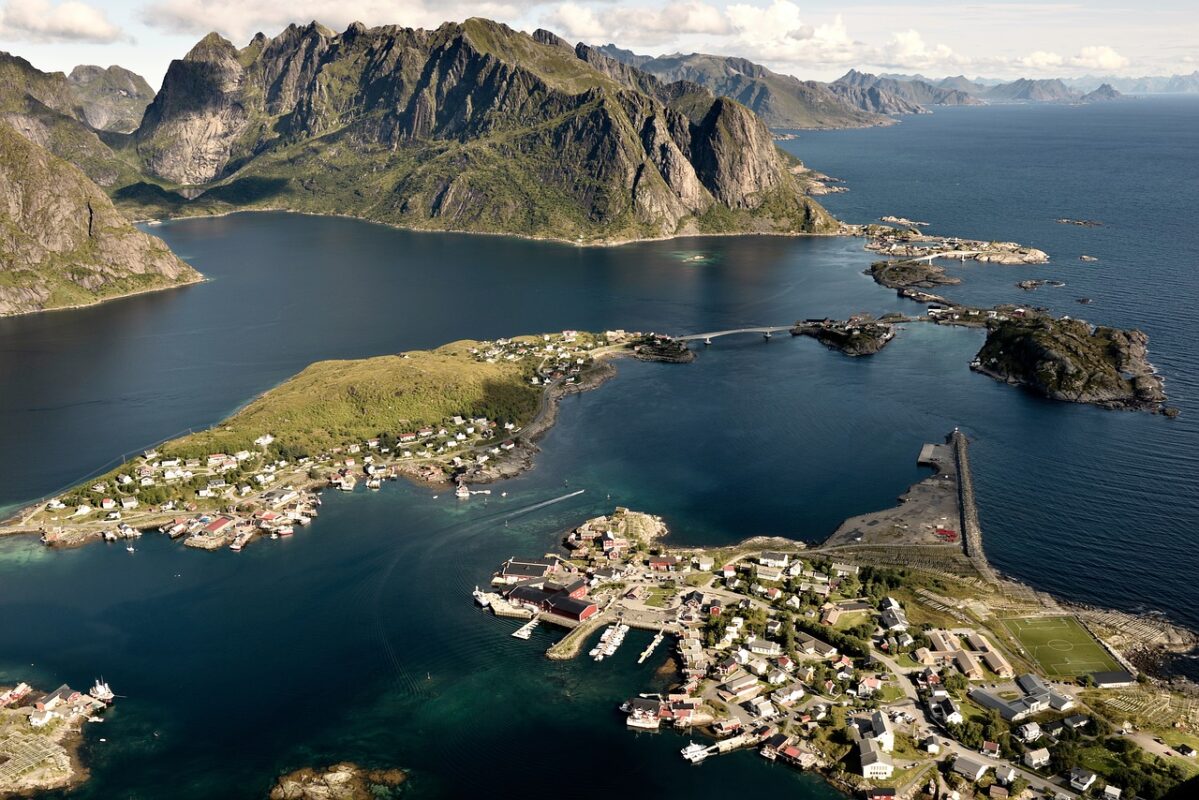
{"left": 0, "top": 16, "right": 1164, "bottom": 317}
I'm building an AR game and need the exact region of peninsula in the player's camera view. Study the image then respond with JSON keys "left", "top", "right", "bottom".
{"left": 0, "top": 680, "right": 117, "bottom": 795}
{"left": 1, "top": 330, "right": 682, "bottom": 549}
{"left": 474, "top": 432, "right": 1198, "bottom": 800}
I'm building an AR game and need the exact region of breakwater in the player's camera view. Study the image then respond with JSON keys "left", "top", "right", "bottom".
{"left": 952, "top": 429, "right": 999, "bottom": 584}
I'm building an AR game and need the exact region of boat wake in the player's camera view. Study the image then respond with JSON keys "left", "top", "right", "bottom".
{"left": 503, "top": 489, "right": 585, "bottom": 520}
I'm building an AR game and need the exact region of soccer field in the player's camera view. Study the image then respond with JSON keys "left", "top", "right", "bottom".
{"left": 1004, "top": 616, "right": 1122, "bottom": 678}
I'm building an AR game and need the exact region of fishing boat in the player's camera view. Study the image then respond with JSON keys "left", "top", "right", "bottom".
{"left": 681, "top": 742, "right": 709, "bottom": 764}
{"left": 89, "top": 679, "right": 114, "bottom": 703}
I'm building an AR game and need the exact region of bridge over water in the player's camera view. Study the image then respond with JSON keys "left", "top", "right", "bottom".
{"left": 674, "top": 326, "right": 793, "bottom": 343}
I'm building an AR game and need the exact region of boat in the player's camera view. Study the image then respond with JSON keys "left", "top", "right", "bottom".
{"left": 89, "top": 679, "right": 114, "bottom": 703}
{"left": 125, "top": 545, "right": 135, "bottom": 553}
{"left": 455, "top": 483, "right": 470, "bottom": 499}
{"left": 472, "top": 587, "right": 491, "bottom": 608}
{"left": 366, "top": 478, "right": 382, "bottom": 490}
{"left": 681, "top": 742, "right": 709, "bottom": 764}
{"left": 276, "top": 526, "right": 294, "bottom": 537}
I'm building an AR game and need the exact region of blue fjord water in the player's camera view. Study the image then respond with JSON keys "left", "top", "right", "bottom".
{"left": 0, "top": 96, "right": 1196, "bottom": 797}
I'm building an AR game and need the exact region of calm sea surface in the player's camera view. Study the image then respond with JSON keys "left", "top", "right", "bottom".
{"left": 0, "top": 96, "right": 1196, "bottom": 798}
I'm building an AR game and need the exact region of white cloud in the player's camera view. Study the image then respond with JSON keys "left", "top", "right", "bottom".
{"left": 141, "top": 0, "right": 535, "bottom": 42}
{"left": 1069, "top": 45, "right": 1128, "bottom": 71}
{"left": 1019, "top": 50, "right": 1065, "bottom": 70}
{"left": 875, "top": 28, "right": 960, "bottom": 70}
{"left": 544, "top": 1, "right": 729, "bottom": 45}
{"left": 0, "top": 0, "right": 125, "bottom": 43}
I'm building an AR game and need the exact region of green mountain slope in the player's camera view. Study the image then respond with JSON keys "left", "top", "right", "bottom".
{"left": 123, "top": 19, "right": 835, "bottom": 242}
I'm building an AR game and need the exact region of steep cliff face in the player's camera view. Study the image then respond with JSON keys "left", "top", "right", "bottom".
{"left": 66, "top": 65, "right": 155, "bottom": 132}
{"left": 135, "top": 33, "right": 253, "bottom": 184}
{"left": 126, "top": 18, "right": 834, "bottom": 241}
{"left": 0, "top": 123, "right": 199, "bottom": 316}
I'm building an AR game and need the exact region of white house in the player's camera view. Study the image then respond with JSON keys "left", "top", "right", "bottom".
{"left": 1024, "top": 747, "right": 1051, "bottom": 769}
{"left": 858, "top": 738, "right": 893, "bottom": 780}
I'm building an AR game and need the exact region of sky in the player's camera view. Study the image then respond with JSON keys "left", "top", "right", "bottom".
{"left": 1, "top": 0, "right": 1196, "bottom": 88}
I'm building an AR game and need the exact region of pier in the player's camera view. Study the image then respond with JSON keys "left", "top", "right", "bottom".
{"left": 638, "top": 631, "right": 665, "bottom": 664}
{"left": 511, "top": 616, "right": 540, "bottom": 639}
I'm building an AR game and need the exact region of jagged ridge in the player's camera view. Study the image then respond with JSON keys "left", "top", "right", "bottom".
{"left": 126, "top": 18, "right": 835, "bottom": 242}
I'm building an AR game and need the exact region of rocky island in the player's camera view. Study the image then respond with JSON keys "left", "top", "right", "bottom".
{"left": 269, "top": 763, "right": 406, "bottom": 800}
{"left": 791, "top": 316, "right": 899, "bottom": 356}
{"left": 972, "top": 316, "right": 1168, "bottom": 412}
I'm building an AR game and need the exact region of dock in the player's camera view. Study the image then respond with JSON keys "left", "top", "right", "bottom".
{"left": 512, "top": 616, "right": 540, "bottom": 639}
{"left": 638, "top": 631, "right": 665, "bottom": 664}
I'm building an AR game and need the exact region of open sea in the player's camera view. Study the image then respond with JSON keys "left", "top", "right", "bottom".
{"left": 0, "top": 95, "right": 1196, "bottom": 798}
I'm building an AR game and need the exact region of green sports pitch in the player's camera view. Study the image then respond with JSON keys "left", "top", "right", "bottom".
{"left": 1003, "top": 616, "right": 1122, "bottom": 678}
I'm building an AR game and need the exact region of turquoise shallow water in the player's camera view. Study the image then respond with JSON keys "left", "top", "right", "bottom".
{"left": 0, "top": 97, "right": 1197, "bottom": 796}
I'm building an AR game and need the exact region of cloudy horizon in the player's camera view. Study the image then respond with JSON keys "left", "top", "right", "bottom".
{"left": 1, "top": 0, "right": 1196, "bottom": 88}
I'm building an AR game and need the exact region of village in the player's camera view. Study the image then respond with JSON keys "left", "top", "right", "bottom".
{"left": 0, "top": 679, "right": 116, "bottom": 794}
{"left": 473, "top": 451, "right": 1196, "bottom": 800}
{"left": 7, "top": 331, "right": 653, "bottom": 553}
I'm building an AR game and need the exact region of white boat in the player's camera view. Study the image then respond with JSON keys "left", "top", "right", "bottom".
{"left": 89, "top": 679, "right": 114, "bottom": 703}
{"left": 472, "top": 587, "right": 491, "bottom": 608}
{"left": 681, "top": 742, "right": 709, "bottom": 763}
{"left": 455, "top": 483, "right": 470, "bottom": 499}
{"left": 125, "top": 545, "right": 135, "bottom": 553}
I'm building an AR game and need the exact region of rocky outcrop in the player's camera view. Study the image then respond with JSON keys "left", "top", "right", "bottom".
{"left": 972, "top": 316, "right": 1166, "bottom": 411}
{"left": 66, "top": 65, "right": 155, "bottom": 132}
{"left": 125, "top": 18, "right": 835, "bottom": 241}
{"left": 269, "top": 763, "right": 406, "bottom": 800}
{"left": 0, "top": 122, "right": 199, "bottom": 316}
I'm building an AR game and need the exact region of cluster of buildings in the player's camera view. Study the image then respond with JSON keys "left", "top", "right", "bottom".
{"left": 0, "top": 680, "right": 114, "bottom": 729}
{"left": 466, "top": 331, "right": 603, "bottom": 388}
{"left": 969, "top": 673, "right": 1077, "bottom": 723}
{"left": 914, "top": 628, "right": 1014, "bottom": 680}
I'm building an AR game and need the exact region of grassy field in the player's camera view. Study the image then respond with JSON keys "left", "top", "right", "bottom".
{"left": 1003, "top": 616, "right": 1121, "bottom": 678}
